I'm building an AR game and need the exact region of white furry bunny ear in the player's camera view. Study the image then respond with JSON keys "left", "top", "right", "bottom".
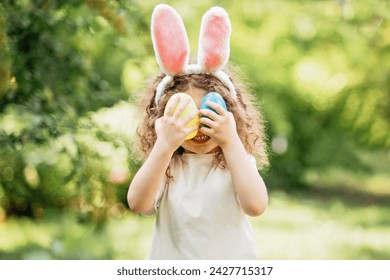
{"left": 151, "top": 4, "right": 190, "bottom": 76}
{"left": 198, "top": 7, "right": 231, "bottom": 72}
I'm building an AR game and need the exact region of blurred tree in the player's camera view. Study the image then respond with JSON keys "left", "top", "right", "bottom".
{"left": 0, "top": 0, "right": 149, "bottom": 223}
{"left": 0, "top": 5, "right": 11, "bottom": 97}
{"left": 224, "top": 0, "right": 390, "bottom": 188}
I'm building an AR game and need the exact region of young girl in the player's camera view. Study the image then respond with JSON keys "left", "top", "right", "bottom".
{"left": 128, "top": 4, "right": 268, "bottom": 259}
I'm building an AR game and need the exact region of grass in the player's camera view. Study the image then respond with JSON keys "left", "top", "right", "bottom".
{"left": 1, "top": 173, "right": 389, "bottom": 260}
{"left": 254, "top": 164, "right": 390, "bottom": 260}
{"left": 0, "top": 212, "right": 154, "bottom": 260}
{"left": 253, "top": 189, "right": 390, "bottom": 259}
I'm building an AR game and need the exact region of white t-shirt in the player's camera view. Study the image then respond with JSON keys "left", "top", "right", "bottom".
{"left": 150, "top": 153, "right": 258, "bottom": 259}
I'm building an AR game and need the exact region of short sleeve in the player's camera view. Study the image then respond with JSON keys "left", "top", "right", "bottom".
{"left": 154, "top": 182, "right": 166, "bottom": 211}
{"left": 248, "top": 154, "right": 257, "bottom": 166}
{"left": 141, "top": 182, "right": 166, "bottom": 216}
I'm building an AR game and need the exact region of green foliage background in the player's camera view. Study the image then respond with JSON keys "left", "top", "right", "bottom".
{"left": 0, "top": 0, "right": 389, "bottom": 259}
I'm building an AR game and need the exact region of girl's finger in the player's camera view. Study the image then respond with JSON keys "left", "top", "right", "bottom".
{"left": 199, "top": 108, "right": 220, "bottom": 121}
{"left": 165, "top": 95, "right": 181, "bottom": 117}
{"left": 182, "top": 108, "right": 199, "bottom": 125}
{"left": 173, "top": 96, "right": 191, "bottom": 119}
{"left": 205, "top": 101, "right": 227, "bottom": 116}
{"left": 199, "top": 125, "right": 212, "bottom": 136}
{"left": 199, "top": 116, "right": 214, "bottom": 128}
{"left": 184, "top": 125, "right": 199, "bottom": 136}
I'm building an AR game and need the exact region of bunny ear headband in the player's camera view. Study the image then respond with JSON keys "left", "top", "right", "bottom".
{"left": 151, "top": 4, "right": 237, "bottom": 105}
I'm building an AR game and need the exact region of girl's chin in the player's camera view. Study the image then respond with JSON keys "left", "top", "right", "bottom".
{"left": 182, "top": 138, "right": 219, "bottom": 154}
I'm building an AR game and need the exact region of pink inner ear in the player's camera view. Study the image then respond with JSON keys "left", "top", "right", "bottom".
{"left": 199, "top": 8, "right": 231, "bottom": 72}
{"left": 152, "top": 6, "right": 189, "bottom": 75}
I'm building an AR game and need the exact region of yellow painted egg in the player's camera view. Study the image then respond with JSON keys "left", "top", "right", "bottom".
{"left": 164, "top": 92, "right": 199, "bottom": 140}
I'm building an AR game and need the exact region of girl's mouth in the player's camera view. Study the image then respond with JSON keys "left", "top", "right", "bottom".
{"left": 192, "top": 134, "right": 210, "bottom": 144}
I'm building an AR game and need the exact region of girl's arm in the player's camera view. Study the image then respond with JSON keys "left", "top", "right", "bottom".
{"left": 221, "top": 136, "right": 268, "bottom": 216}
{"left": 199, "top": 102, "right": 268, "bottom": 217}
{"left": 128, "top": 96, "right": 198, "bottom": 215}
{"left": 127, "top": 140, "right": 173, "bottom": 215}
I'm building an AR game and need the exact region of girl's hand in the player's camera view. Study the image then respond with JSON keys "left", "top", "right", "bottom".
{"left": 199, "top": 101, "right": 240, "bottom": 149}
{"left": 155, "top": 95, "right": 198, "bottom": 154}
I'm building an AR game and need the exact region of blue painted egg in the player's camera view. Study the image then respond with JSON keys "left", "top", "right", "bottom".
{"left": 200, "top": 92, "right": 227, "bottom": 127}
{"left": 200, "top": 92, "right": 227, "bottom": 113}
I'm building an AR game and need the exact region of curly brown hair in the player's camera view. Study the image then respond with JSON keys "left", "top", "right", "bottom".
{"left": 136, "top": 66, "right": 269, "bottom": 171}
